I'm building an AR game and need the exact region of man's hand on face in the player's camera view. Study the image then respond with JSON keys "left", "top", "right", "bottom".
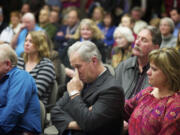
{"left": 67, "top": 68, "right": 84, "bottom": 95}
{"left": 20, "top": 23, "right": 26, "bottom": 31}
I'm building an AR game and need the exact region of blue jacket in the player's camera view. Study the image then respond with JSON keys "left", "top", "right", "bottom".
{"left": 98, "top": 23, "right": 116, "bottom": 46}
{"left": 0, "top": 67, "right": 41, "bottom": 134}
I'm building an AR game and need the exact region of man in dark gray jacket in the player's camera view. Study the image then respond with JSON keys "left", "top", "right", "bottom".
{"left": 115, "top": 26, "right": 161, "bottom": 99}
{"left": 51, "top": 41, "right": 124, "bottom": 135}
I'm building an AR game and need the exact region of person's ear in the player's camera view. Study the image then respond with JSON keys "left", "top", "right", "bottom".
{"left": 91, "top": 56, "right": 97, "bottom": 64}
{"left": 5, "top": 60, "right": 12, "bottom": 68}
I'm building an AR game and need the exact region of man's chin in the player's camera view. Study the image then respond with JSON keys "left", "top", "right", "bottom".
{"left": 133, "top": 49, "right": 144, "bottom": 57}
{"left": 132, "top": 50, "right": 140, "bottom": 56}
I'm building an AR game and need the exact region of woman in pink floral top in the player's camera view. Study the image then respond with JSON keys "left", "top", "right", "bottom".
{"left": 124, "top": 48, "right": 180, "bottom": 135}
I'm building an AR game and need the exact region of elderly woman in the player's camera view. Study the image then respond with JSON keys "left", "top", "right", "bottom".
{"left": 111, "top": 26, "right": 134, "bottom": 68}
{"left": 159, "top": 17, "right": 177, "bottom": 48}
{"left": 17, "top": 31, "right": 56, "bottom": 105}
{"left": 124, "top": 48, "right": 180, "bottom": 135}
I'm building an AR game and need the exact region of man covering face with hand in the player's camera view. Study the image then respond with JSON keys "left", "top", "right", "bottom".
{"left": 51, "top": 41, "right": 124, "bottom": 135}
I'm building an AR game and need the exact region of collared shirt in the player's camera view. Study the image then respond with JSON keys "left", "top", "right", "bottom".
{"left": 82, "top": 68, "right": 107, "bottom": 96}
{"left": 0, "top": 67, "right": 41, "bottom": 134}
{"left": 132, "top": 63, "right": 149, "bottom": 97}
{"left": 115, "top": 56, "right": 150, "bottom": 99}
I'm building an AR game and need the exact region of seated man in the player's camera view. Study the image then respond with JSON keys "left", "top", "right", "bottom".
{"left": 51, "top": 41, "right": 124, "bottom": 135}
{"left": 115, "top": 26, "right": 161, "bottom": 99}
{"left": 0, "top": 45, "right": 41, "bottom": 134}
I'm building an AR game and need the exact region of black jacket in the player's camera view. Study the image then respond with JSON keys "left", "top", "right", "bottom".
{"left": 51, "top": 70, "right": 124, "bottom": 135}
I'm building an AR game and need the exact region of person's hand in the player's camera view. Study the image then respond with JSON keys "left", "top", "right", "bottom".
{"left": 67, "top": 68, "right": 84, "bottom": 93}
{"left": 89, "top": 106, "right": 92, "bottom": 111}
{"left": 65, "top": 34, "right": 72, "bottom": 39}
{"left": 68, "top": 121, "right": 81, "bottom": 130}
{"left": 57, "top": 31, "right": 64, "bottom": 37}
{"left": 20, "top": 23, "right": 26, "bottom": 31}
{"left": 124, "top": 121, "right": 128, "bottom": 131}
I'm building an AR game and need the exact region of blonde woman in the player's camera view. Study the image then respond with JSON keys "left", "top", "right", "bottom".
{"left": 17, "top": 31, "right": 55, "bottom": 105}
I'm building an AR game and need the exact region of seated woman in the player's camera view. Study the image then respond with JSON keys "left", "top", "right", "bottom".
{"left": 111, "top": 26, "right": 134, "bottom": 68}
{"left": 124, "top": 48, "right": 180, "bottom": 135}
{"left": 17, "top": 31, "right": 56, "bottom": 105}
{"left": 159, "top": 17, "right": 177, "bottom": 48}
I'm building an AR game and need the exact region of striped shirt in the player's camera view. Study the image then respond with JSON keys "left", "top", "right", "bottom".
{"left": 17, "top": 57, "right": 56, "bottom": 105}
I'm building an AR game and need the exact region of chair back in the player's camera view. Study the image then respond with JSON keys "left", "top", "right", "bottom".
{"left": 48, "top": 80, "right": 58, "bottom": 105}
{"left": 46, "top": 80, "right": 58, "bottom": 113}
{"left": 59, "top": 64, "right": 66, "bottom": 85}
{"left": 39, "top": 100, "right": 46, "bottom": 133}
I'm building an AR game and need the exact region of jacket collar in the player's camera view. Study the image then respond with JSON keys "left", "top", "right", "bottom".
{"left": 82, "top": 70, "right": 111, "bottom": 99}
{"left": 126, "top": 56, "right": 137, "bottom": 69}
{"left": 0, "top": 67, "right": 17, "bottom": 83}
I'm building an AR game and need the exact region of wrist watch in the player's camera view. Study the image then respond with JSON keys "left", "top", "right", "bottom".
{"left": 69, "top": 90, "right": 80, "bottom": 97}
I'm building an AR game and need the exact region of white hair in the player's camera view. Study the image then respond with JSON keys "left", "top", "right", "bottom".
{"left": 160, "top": 17, "right": 175, "bottom": 33}
{"left": 22, "top": 12, "right": 35, "bottom": 22}
{"left": 113, "top": 26, "right": 134, "bottom": 43}
{"left": 68, "top": 41, "right": 102, "bottom": 62}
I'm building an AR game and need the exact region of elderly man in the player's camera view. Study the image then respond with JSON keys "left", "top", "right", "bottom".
{"left": 115, "top": 26, "right": 161, "bottom": 99}
{"left": 11, "top": 12, "right": 43, "bottom": 56}
{"left": 51, "top": 41, "right": 124, "bottom": 135}
{"left": 0, "top": 45, "right": 41, "bottom": 134}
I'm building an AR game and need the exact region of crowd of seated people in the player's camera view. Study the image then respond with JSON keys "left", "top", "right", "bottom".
{"left": 0, "top": 0, "right": 180, "bottom": 134}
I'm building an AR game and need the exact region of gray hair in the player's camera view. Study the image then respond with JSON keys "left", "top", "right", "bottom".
{"left": 113, "top": 26, "right": 134, "bottom": 43}
{"left": 141, "top": 25, "right": 162, "bottom": 46}
{"left": 68, "top": 41, "right": 102, "bottom": 62}
{"left": 160, "top": 17, "right": 175, "bottom": 33}
{"left": 0, "top": 45, "right": 17, "bottom": 66}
